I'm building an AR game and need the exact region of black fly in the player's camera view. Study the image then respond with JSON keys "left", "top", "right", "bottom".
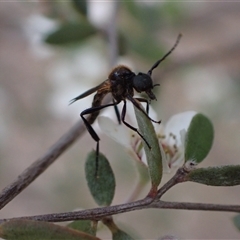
{"left": 70, "top": 34, "right": 181, "bottom": 173}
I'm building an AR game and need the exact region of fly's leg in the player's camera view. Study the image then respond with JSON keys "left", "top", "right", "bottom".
{"left": 80, "top": 101, "right": 120, "bottom": 176}
{"left": 135, "top": 97, "right": 150, "bottom": 114}
{"left": 80, "top": 110, "right": 100, "bottom": 177}
{"left": 113, "top": 99, "right": 121, "bottom": 124}
{"left": 121, "top": 100, "right": 151, "bottom": 149}
{"left": 129, "top": 96, "right": 161, "bottom": 124}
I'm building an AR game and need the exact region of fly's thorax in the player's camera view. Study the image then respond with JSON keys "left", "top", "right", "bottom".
{"left": 108, "top": 65, "right": 135, "bottom": 101}
{"left": 108, "top": 65, "right": 134, "bottom": 80}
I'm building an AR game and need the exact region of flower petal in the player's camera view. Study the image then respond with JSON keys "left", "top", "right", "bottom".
{"left": 164, "top": 111, "right": 197, "bottom": 146}
{"left": 98, "top": 116, "right": 131, "bottom": 147}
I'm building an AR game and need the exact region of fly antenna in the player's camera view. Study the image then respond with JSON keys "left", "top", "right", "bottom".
{"left": 148, "top": 33, "right": 182, "bottom": 76}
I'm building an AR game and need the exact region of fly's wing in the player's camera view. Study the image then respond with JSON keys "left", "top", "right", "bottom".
{"left": 69, "top": 80, "right": 109, "bottom": 105}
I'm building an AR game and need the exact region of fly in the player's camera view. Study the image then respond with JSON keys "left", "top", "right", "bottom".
{"left": 70, "top": 34, "right": 182, "bottom": 174}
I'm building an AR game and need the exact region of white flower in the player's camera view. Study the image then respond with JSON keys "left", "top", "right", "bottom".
{"left": 158, "top": 111, "right": 197, "bottom": 172}
{"left": 98, "top": 110, "right": 197, "bottom": 173}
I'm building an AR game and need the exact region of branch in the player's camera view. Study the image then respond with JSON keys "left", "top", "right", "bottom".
{"left": 0, "top": 120, "right": 86, "bottom": 210}
{"left": 150, "top": 201, "right": 240, "bottom": 213}
{"left": 0, "top": 198, "right": 153, "bottom": 224}
{"left": 0, "top": 165, "right": 186, "bottom": 222}
{"left": 1, "top": 197, "right": 240, "bottom": 224}
{"left": 1, "top": 166, "right": 240, "bottom": 223}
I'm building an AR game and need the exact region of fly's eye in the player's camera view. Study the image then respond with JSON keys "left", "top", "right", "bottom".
{"left": 133, "top": 73, "right": 153, "bottom": 92}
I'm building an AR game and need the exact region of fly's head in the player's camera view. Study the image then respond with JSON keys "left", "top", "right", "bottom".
{"left": 132, "top": 72, "right": 159, "bottom": 100}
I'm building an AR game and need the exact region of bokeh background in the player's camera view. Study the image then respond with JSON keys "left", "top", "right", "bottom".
{"left": 0, "top": 1, "right": 240, "bottom": 239}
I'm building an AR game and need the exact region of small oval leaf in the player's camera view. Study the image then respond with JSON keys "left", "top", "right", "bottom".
{"left": 45, "top": 21, "right": 97, "bottom": 45}
{"left": 85, "top": 150, "right": 115, "bottom": 206}
{"left": 186, "top": 165, "right": 240, "bottom": 186}
{"left": 0, "top": 219, "right": 100, "bottom": 240}
{"left": 133, "top": 104, "right": 162, "bottom": 193}
{"left": 185, "top": 113, "right": 214, "bottom": 163}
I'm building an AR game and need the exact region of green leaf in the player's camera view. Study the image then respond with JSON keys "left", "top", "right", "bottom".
{"left": 45, "top": 21, "right": 97, "bottom": 45}
{"left": 85, "top": 150, "right": 115, "bottom": 206}
{"left": 185, "top": 113, "right": 214, "bottom": 163}
{"left": 233, "top": 214, "right": 240, "bottom": 231}
{"left": 133, "top": 104, "right": 162, "bottom": 194}
{"left": 186, "top": 165, "right": 240, "bottom": 186}
{"left": 67, "top": 220, "right": 97, "bottom": 236}
{"left": 72, "top": 0, "right": 87, "bottom": 16}
{"left": 0, "top": 219, "right": 100, "bottom": 240}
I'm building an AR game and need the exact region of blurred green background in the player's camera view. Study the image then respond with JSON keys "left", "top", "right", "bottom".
{"left": 0, "top": 1, "right": 240, "bottom": 239}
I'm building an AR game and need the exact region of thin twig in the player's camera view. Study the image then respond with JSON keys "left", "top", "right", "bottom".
{"left": 1, "top": 167, "right": 239, "bottom": 224}
{"left": 0, "top": 198, "right": 153, "bottom": 224}
{"left": 1, "top": 197, "right": 240, "bottom": 224}
{"left": 1, "top": 166, "right": 240, "bottom": 223}
{"left": 150, "top": 200, "right": 240, "bottom": 213}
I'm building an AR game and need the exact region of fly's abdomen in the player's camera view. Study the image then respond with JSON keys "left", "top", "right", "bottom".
{"left": 88, "top": 91, "right": 108, "bottom": 125}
